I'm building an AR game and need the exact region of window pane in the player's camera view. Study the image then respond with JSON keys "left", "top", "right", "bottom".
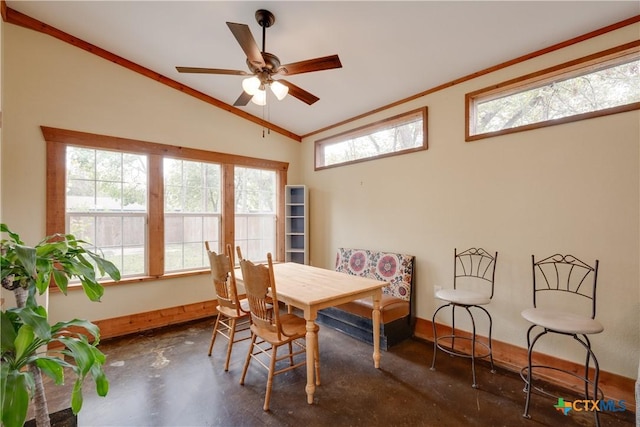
{"left": 96, "top": 151, "right": 122, "bottom": 182}
{"left": 67, "top": 147, "right": 95, "bottom": 180}
{"left": 69, "top": 215, "right": 95, "bottom": 245}
{"left": 67, "top": 179, "right": 96, "bottom": 212}
{"left": 235, "top": 167, "right": 276, "bottom": 214}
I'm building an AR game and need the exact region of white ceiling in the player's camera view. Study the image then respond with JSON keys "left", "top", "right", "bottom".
{"left": 6, "top": 1, "right": 639, "bottom": 137}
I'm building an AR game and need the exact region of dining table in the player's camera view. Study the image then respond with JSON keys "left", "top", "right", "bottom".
{"left": 235, "top": 261, "right": 388, "bottom": 404}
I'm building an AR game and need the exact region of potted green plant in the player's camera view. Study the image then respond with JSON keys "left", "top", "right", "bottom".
{"left": 0, "top": 223, "right": 121, "bottom": 427}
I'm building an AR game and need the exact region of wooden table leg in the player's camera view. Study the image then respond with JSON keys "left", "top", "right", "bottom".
{"left": 305, "top": 318, "right": 317, "bottom": 404}
{"left": 372, "top": 290, "right": 381, "bottom": 369}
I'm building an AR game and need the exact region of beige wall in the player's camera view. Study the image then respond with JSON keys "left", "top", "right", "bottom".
{"left": 1, "top": 25, "right": 301, "bottom": 322}
{"left": 301, "top": 24, "right": 640, "bottom": 379}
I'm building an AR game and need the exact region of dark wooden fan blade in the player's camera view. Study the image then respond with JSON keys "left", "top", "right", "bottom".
{"left": 278, "top": 79, "right": 320, "bottom": 105}
{"left": 233, "top": 91, "right": 253, "bottom": 106}
{"left": 176, "top": 66, "right": 248, "bottom": 75}
{"left": 226, "top": 22, "right": 265, "bottom": 69}
{"left": 279, "top": 55, "right": 342, "bottom": 76}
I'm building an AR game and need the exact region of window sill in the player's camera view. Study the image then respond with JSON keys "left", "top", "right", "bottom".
{"left": 49, "top": 269, "right": 210, "bottom": 293}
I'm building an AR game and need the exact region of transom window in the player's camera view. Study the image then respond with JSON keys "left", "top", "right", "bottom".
{"left": 315, "top": 107, "right": 428, "bottom": 170}
{"left": 466, "top": 42, "right": 640, "bottom": 141}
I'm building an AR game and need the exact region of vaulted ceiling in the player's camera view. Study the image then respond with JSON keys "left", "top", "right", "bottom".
{"left": 5, "top": 1, "right": 639, "bottom": 139}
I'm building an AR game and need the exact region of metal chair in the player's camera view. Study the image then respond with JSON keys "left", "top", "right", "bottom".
{"left": 205, "top": 242, "right": 251, "bottom": 371}
{"left": 431, "top": 247, "right": 498, "bottom": 388}
{"left": 521, "top": 254, "right": 602, "bottom": 426}
{"left": 237, "top": 251, "right": 319, "bottom": 411}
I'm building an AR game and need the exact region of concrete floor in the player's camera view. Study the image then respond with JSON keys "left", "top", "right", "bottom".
{"left": 40, "top": 317, "right": 634, "bottom": 427}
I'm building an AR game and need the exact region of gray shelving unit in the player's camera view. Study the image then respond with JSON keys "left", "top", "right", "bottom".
{"left": 284, "top": 185, "right": 308, "bottom": 264}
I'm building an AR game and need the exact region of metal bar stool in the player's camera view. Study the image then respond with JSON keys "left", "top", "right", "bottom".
{"left": 431, "top": 247, "right": 498, "bottom": 388}
{"left": 521, "top": 254, "right": 603, "bottom": 426}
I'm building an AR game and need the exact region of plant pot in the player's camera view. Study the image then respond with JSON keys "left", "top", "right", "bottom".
{"left": 24, "top": 408, "right": 77, "bottom": 427}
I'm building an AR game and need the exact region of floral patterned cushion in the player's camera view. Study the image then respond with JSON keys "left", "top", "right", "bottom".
{"left": 335, "top": 248, "right": 414, "bottom": 302}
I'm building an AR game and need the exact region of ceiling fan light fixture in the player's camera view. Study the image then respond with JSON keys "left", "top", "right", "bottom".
{"left": 270, "top": 81, "right": 289, "bottom": 101}
{"left": 242, "top": 76, "right": 261, "bottom": 95}
{"left": 251, "top": 87, "right": 267, "bottom": 106}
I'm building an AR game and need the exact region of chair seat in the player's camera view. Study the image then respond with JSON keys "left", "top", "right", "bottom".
{"left": 217, "top": 298, "right": 250, "bottom": 318}
{"left": 250, "top": 313, "right": 307, "bottom": 344}
{"left": 521, "top": 307, "right": 604, "bottom": 334}
{"left": 435, "top": 289, "right": 491, "bottom": 306}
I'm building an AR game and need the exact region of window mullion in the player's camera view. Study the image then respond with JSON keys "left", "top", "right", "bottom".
{"left": 148, "top": 154, "right": 164, "bottom": 276}
{"left": 46, "top": 140, "right": 67, "bottom": 235}
{"left": 222, "top": 164, "right": 235, "bottom": 255}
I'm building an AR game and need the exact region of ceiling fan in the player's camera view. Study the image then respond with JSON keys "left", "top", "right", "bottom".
{"left": 176, "top": 9, "right": 342, "bottom": 107}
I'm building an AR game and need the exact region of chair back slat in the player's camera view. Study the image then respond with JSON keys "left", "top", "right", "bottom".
{"left": 532, "top": 254, "right": 599, "bottom": 318}
{"left": 453, "top": 248, "right": 498, "bottom": 298}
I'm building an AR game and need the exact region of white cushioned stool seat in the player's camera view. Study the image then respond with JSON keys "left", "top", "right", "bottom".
{"left": 436, "top": 289, "right": 491, "bottom": 306}
{"left": 521, "top": 308, "right": 603, "bottom": 335}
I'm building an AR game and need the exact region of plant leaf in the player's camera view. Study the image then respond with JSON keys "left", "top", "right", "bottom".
{"left": 57, "top": 336, "right": 94, "bottom": 377}
{"left": 0, "top": 370, "right": 31, "bottom": 427}
{"left": 79, "top": 277, "right": 104, "bottom": 302}
{"left": 34, "top": 256, "right": 53, "bottom": 293}
{"left": 0, "top": 223, "right": 23, "bottom": 244}
{"left": 52, "top": 268, "right": 69, "bottom": 294}
{"left": 87, "top": 252, "right": 121, "bottom": 281}
{"left": 15, "top": 306, "right": 51, "bottom": 341}
{"left": 89, "top": 346, "right": 109, "bottom": 396}
{"left": 35, "top": 357, "right": 67, "bottom": 385}
{"left": 52, "top": 318, "right": 101, "bottom": 343}
{"left": 14, "top": 244, "right": 37, "bottom": 279}
{"left": 71, "top": 379, "right": 83, "bottom": 414}
{"left": 13, "top": 324, "right": 35, "bottom": 362}
{"left": 35, "top": 240, "right": 68, "bottom": 257}
{"left": 92, "top": 366, "right": 110, "bottom": 397}
{"left": 0, "top": 311, "right": 17, "bottom": 353}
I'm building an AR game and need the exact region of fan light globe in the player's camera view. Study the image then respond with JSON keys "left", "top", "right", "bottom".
{"left": 242, "top": 76, "right": 261, "bottom": 95}
{"left": 270, "top": 81, "right": 289, "bottom": 101}
{"left": 251, "top": 88, "right": 267, "bottom": 106}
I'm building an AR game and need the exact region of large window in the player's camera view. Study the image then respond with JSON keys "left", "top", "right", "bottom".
{"left": 44, "top": 126, "right": 288, "bottom": 284}
{"left": 315, "top": 107, "right": 427, "bottom": 170}
{"left": 466, "top": 42, "right": 640, "bottom": 141}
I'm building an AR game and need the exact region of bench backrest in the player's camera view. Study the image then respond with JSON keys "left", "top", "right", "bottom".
{"left": 335, "top": 248, "right": 414, "bottom": 302}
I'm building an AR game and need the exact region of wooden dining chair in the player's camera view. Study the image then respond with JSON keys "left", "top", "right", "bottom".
{"left": 237, "top": 251, "right": 319, "bottom": 411}
{"left": 205, "top": 242, "right": 251, "bottom": 371}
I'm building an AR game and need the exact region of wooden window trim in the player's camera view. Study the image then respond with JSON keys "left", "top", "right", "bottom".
{"left": 314, "top": 107, "right": 428, "bottom": 170}
{"left": 466, "top": 41, "right": 640, "bottom": 142}
{"left": 43, "top": 126, "right": 288, "bottom": 288}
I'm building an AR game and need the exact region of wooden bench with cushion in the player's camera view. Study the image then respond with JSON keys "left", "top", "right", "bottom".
{"left": 316, "top": 248, "right": 415, "bottom": 350}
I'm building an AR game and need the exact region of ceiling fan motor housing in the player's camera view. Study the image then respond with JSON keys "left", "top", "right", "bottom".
{"left": 247, "top": 52, "right": 281, "bottom": 76}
